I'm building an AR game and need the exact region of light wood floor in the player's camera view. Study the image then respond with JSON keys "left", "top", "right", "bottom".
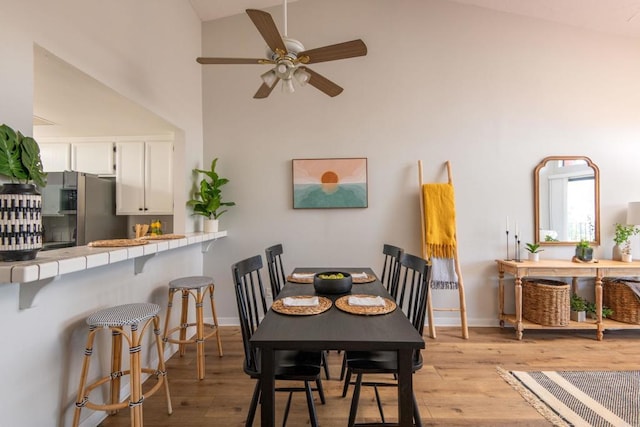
{"left": 96, "top": 326, "right": 640, "bottom": 426}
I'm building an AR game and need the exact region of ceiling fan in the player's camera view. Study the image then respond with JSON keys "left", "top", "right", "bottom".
{"left": 196, "top": 1, "right": 367, "bottom": 99}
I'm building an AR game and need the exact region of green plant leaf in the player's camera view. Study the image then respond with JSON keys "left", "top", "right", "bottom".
{"left": 20, "top": 135, "right": 47, "bottom": 187}
{"left": 0, "top": 124, "right": 27, "bottom": 182}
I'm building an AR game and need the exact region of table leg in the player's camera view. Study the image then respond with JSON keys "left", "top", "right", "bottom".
{"left": 595, "top": 275, "right": 604, "bottom": 341}
{"left": 397, "top": 349, "right": 417, "bottom": 427}
{"left": 514, "top": 276, "right": 523, "bottom": 340}
{"left": 260, "top": 348, "right": 276, "bottom": 426}
{"left": 498, "top": 270, "right": 505, "bottom": 327}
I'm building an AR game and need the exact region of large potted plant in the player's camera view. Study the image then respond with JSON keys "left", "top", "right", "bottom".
{"left": 187, "top": 158, "right": 235, "bottom": 232}
{"left": 613, "top": 223, "right": 640, "bottom": 262}
{"left": 0, "top": 124, "right": 47, "bottom": 261}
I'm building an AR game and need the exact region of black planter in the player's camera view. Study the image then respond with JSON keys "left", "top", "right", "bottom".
{"left": 0, "top": 183, "right": 42, "bottom": 261}
{"left": 575, "top": 246, "right": 593, "bottom": 262}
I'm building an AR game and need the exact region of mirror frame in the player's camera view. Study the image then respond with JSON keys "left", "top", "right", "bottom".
{"left": 534, "top": 156, "right": 600, "bottom": 246}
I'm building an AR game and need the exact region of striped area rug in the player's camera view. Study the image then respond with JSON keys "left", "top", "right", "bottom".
{"left": 497, "top": 367, "right": 640, "bottom": 427}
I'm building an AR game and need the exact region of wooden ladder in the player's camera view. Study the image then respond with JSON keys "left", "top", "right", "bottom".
{"left": 418, "top": 160, "right": 469, "bottom": 339}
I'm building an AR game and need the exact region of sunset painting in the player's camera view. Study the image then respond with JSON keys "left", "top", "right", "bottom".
{"left": 292, "top": 158, "right": 368, "bottom": 209}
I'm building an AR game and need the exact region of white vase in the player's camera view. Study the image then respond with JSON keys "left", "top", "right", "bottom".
{"left": 528, "top": 252, "right": 539, "bottom": 262}
{"left": 203, "top": 218, "right": 219, "bottom": 233}
{"left": 621, "top": 253, "right": 632, "bottom": 263}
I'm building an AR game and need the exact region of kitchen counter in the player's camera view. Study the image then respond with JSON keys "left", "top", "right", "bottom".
{"left": 0, "top": 231, "right": 227, "bottom": 309}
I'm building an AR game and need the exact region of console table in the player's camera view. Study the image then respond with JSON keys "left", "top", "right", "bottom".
{"left": 496, "top": 259, "right": 640, "bottom": 340}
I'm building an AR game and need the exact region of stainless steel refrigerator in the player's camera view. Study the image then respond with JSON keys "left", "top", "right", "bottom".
{"left": 41, "top": 171, "right": 128, "bottom": 250}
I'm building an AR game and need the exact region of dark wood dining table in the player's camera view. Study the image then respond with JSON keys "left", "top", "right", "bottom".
{"left": 250, "top": 267, "right": 426, "bottom": 426}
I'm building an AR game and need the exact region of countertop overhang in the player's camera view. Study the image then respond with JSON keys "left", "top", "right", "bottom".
{"left": 0, "top": 231, "right": 227, "bottom": 285}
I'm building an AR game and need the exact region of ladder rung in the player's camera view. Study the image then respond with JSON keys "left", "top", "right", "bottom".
{"left": 433, "top": 308, "right": 462, "bottom": 312}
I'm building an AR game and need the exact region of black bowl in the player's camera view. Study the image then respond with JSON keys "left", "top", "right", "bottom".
{"left": 313, "top": 271, "right": 353, "bottom": 294}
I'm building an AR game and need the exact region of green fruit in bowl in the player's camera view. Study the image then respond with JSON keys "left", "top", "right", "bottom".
{"left": 319, "top": 273, "right": 344, "bottom": 279}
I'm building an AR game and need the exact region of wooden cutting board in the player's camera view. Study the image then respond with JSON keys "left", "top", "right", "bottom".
{"left": 88, "top": 239, "right": 149, "bottom": 247}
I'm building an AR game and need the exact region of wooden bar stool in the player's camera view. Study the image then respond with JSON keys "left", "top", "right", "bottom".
{"left": 162, "top": 276, "right": 223, "bottom": 380}
{"left": 72, "top": 303, "right": 172, "bottom": 427}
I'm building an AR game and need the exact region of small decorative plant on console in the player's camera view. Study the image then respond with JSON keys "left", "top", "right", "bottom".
{"left": 574, "top": 239, "right": 593, "bottom": 262}
{"left": 187, "top": 158, "right": 235, "bottom": 233}
{"left": 585, "top": 300, "right": 613, "bottom": 320}
{"left": 570, "top": 294, "right": 587, "bottom": 322}
{"left": 525, "top": 243, "right": 543, "bottom": 262}
{"left": 613, "top": 223, "right": 639, "bottom": 262}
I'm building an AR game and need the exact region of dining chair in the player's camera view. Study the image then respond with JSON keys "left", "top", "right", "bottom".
{"left": 341, "top": 252, "right": 430, "bottom": 427}
{"left": 265, "top": 243, "right": 332, "bottom": 380}
{"left": 381, "top": 243, "right": 404, "bottom": 299}
{"left": 265, "top": 243, "right": 287, "bottom": 298}
{"left": 231, "top": 254, "right": 325, "bottom": 427}
{"left": 339, "top": 243, "right": 404, "bottom": 383}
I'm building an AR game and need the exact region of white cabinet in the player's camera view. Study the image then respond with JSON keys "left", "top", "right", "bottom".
{"left": 40, "top": 143, "right": 71, "bottom": 172}
{"left": 40, "top": 141, "right": 115, "bottom": 175}
{"left": 115, "top": 141, "right": 173, "bottom": 215}
{"left": 71, "top": 142, "right": 115, "bottom": 175}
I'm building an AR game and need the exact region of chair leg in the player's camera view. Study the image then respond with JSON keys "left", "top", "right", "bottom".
{"left": 339, "top": 352, "right": 347, "bottom": 380}
{"left": 179, "top": 290, "right": 190, "bottom": 355}
{"left": 315, "top": 378, "right": 325, "bottom": 404}
{"left": 413, "top": 391, "right": 422, "bottom": 427}
{"left": 246, "top": 380, "right": 261, "bottom": 427}
{"left": 348, "top": 373, "right": 363, "bottom": 427}
{"left": 373, "top": 384, "right": 385, "bottom": 423}
{"left": 342, "top": 368, "right": 352, "bottom": 397}
{"left": 304, "top": 381, "right": 319, "bottom": 427}
{"left": 282, "top": 392, "right": 293, "bottom": 427}
{"left": 72, "top": 328, "right": 97, "bottom": 427}
{"left": 321, "top": 351, "right": 330, "bottom": 380}
{"left": 208, "top": 284, "right": 224, "bottom": 356}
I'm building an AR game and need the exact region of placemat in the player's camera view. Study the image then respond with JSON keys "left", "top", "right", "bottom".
{"left": 335, "top": 294, "right": 397, "bottom": 315}
{"left": 88, "top": 239, "right": 149, "bottom": 248}
{"left": 271, "top": 296, "right": 332, "bottom": 316}
{"left": 287, "top": 272, "right": 377, "bottom": 284}
{"left": 138, "top": 234, "right": 186, "bottom": 240}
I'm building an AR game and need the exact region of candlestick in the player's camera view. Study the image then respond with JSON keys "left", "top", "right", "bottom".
{"left": 505, "top": 230, "right": 510, "bottom": 260}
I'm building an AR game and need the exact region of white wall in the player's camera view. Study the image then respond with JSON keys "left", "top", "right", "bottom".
{"left": 0, "top": 1, "right": 204, "bottom": 425}
{"left": 201, "top": 0, "right": 640, "bottom": 326}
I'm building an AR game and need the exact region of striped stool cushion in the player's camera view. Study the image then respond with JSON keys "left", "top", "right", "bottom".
{"left": 86, "top": 303, "right": 160, "bottom": 327}
{"left": 169, "top": 276, "right": 213, "bottom": 290}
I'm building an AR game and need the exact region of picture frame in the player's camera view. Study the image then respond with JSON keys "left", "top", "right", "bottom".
{"left": 292, "top": 157, "right": 368, "bottom": 209}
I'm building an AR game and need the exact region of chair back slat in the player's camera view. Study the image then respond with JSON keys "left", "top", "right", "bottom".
{"left": 231, "top": 254, "right": 268, "bottom": 372}
{"left": 265, "top": 243, "right": 286, "bottom": 297}
{"left": 381, "top": 244, "right": 403, "bottom": 299}
{"left": 396, "top": 252, "right": 430, "bottom": 336}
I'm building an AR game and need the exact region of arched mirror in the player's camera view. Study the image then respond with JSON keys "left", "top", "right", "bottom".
{"left": 534, "top": 156, "right": 600, "bottom": 246}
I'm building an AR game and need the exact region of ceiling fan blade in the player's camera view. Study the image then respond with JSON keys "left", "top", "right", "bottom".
{"left": 246, "top": 9, "right": 287, "bottom": 55}
{"left": 254, "top": 78, "right": 280, "bottom": 99}
{"left": 299, "top": 67, "right": 343, "bottom": 97}
{"left": 298, "top": 39, "right": 367, "bottom": 64}
{"left": 197, "top": 57, "right": 271, "bottom": 65}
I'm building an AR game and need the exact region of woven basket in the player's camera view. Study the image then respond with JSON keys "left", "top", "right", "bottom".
{"left": 603, "top": 278, "right": 640, "bottom": 324}
{"left": 522, "top": 278, "right": 570, "bottom": 326}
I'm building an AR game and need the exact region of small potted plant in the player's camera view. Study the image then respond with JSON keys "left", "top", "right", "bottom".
{"left": 574, "top": 239, "right": 593, "bottom": 262}
{"left": 585, "top": 300, "right": 614, "bottom": 320}
{"left": 0, "top": 123, "right": 47, "bottom": 261}
{"left": 570, "top": 294, "right": 587, "bottom": 322}
{"left": 187, "top": 158, "right": 235, "bottom": 233}
{"left": 525, "top": 243, "right": 543, "bottom": 262}
{"left": 613, "top": 223, "right": 640, "bottom": 262}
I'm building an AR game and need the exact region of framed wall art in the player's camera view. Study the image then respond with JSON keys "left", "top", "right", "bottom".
{"left": 292, "top": 157, "right": 368, "bottom": 209}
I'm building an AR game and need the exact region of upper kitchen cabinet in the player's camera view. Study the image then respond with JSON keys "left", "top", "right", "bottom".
{"left": 40, "top": 143, "right": 71, "bottom": 172}
{"left": 115, "top": 141, "right": 173, "bottom": 215}
{"left": 71, "top": 142, "right": 115, "bottom": 176}
{"left": 39, "top": 140, "right": 115, "bottom": 176}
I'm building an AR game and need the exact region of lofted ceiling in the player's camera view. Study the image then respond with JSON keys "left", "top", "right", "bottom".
{"left": 189, "top": 0, "right": 640, "bottom": 39}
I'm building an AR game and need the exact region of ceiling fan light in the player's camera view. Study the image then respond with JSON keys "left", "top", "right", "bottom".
{"left": 260, "top": 69, "right": 277, "bottom": 87}
{"left": 294, "top": 68, "right": 311, "bottom": 86}
{"left": 282, "top": 78, "right": 295, "bottom": 94}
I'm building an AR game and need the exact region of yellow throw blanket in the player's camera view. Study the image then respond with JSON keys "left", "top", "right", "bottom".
{"left": 423, "top": 183, "right": 457, "bottom": 259}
